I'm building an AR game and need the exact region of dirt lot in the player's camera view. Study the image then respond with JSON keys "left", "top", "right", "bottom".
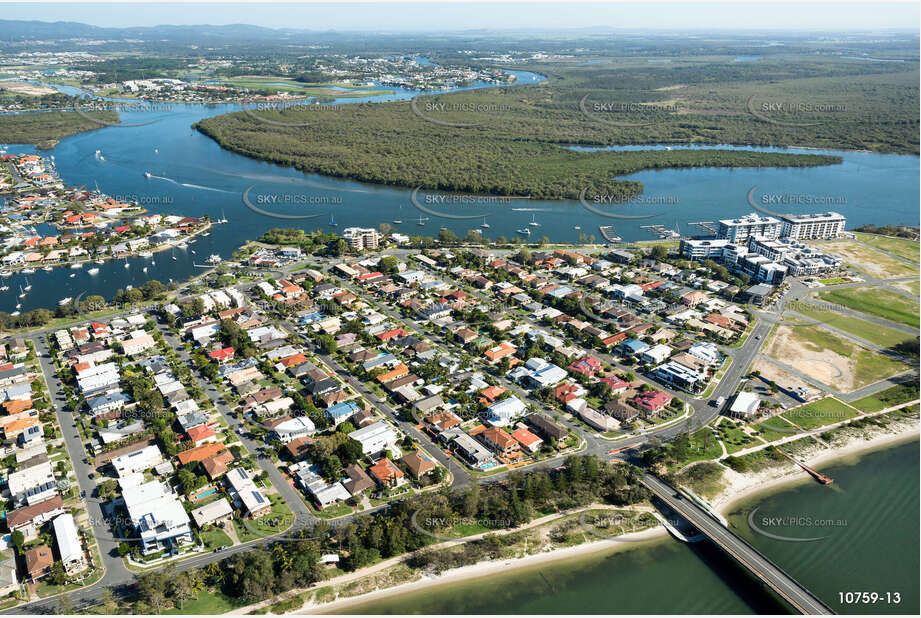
{"left": 751, "top": 357, "right": 823, "bottom": 396}
{"left": 0, "top": 81, "right": 57, "bottom": 95}
{"left": 815, "top": 240, "right": 919, "bottom": 279}
{"left": 762, "top": 323, "right": 905, "bottom": 392}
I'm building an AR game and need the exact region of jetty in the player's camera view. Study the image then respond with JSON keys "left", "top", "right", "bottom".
{"left": 776, "top": 448, "right": 834, "bottom": 485}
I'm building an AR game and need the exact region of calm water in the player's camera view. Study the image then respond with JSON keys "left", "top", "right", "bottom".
{"left": 335, "top": 441, "right": 919, "bottom": 614}
{"left": 1, "top": 70, "right": 918, "bottom": 311}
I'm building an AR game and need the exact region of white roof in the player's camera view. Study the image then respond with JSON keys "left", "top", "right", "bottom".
{"left": 730, "top": 392, "right": 761, "bottom": 416}
{"left": 52, "top": 513, "right": 82, "bottom": 564}
{"left": 191, "top": 498, "right": 233, "bottom": 527}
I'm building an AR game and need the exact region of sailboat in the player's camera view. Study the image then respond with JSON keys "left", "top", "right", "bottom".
{"left": 393, "top": 205, "right": 403, "bottom": 224}
{"left": 417, "top": 215, "right": 428, "bottom": 226}
{"left": 528, "top": 214, "right": 541, "bottom": 227}
{"left": 23, "top": 278, "right": 32, "bottom": 291}
{"left": 328, "top": 213, "right": 338, "bottom": 227}
{"left": 18, "top": 285, "right": 26, "bottom": 299}
{"left": 480, "top": 217, "right": 490, "bottom": 229}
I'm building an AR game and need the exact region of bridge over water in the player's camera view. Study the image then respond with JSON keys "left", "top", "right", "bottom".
{"left": 642, "top": 474, "right": 835, "bottom": 615}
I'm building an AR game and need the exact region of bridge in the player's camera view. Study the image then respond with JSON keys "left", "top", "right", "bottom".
{"left": 642, "top": 474, "right": 835, "bottom": 615}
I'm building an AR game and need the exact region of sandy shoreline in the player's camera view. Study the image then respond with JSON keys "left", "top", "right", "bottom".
{"left": 712, "top": 422, "right": 919, "bottom": 515}
{"left": 236, "top": 421, "right": 918, "bottom": 616}
{"left": 298, "top": 527, "right": 667, "bottom": 614}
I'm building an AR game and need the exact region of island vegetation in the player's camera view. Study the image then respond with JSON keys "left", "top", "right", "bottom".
{"left": 0, "top": 110, "right": 117, "bottom": 147}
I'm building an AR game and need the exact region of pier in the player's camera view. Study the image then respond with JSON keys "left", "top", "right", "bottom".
{"left": 777, "top": 448, "right": 834, "bottom": 485}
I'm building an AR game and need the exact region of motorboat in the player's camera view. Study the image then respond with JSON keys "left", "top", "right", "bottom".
{"left": 88, "top": 268, "right": 100, "bottom": 275}
{"left": 140, "top": 251, "right": 154, "bottom": 258}
{"left": 70, "top": 263, "right": 83, "bottom": 269}
{"left": 528, "top": 214, "right": 540, "bottom": 227}
{"left": 42, "top": 266, "right": 53, "bottom": 272}
{"left": 144, "top": 172, "right": 152, "bottom": 178}
{"left": 59, "top": 297, "right": 72, "bottom": 305}
{"left": 21, "top": 268, "right": 35, "bottom": 274}
{"left": 480, "top": 218, "right": 490, "bottom": 228}
{"left": 517, "top": 227, "right": 531, "bottom": 236}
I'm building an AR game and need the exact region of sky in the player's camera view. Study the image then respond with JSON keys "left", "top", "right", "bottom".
{"left": 1, "top": 1, "right": 919, "bottom": 32}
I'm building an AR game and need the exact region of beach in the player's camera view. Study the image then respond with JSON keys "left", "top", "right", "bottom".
{"left": 712, "top": 420, "right": 920, "bottom": 515}
{"left": 296, "top": 527, "right": 667, "bottom": 615}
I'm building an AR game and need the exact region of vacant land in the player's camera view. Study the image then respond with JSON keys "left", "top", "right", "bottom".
{"left": 854, "top": 233, "right": 920, "bottom": 263}
{"left": 893, "top": 279, "right": 921, "bottom": 296}
{"left": 816, "top": 240, "right": 919, "bottom": 279}
{"left": 790, "top": 304, "right": 914, "bottom": 348}
{"left": 816, "top": 287, "right": 920, "bottom": 328}
{"left": 850, "top": 380, "right": 920, "bottom": 412}
{"left": 781, "top": 397, "right": 861, "bottom": 430}
{"left": 764, "top": 323, "right": 908, "bottom": 391}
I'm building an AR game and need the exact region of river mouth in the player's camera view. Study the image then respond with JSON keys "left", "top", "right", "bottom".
{"left": 1, "top": 70, "right": 918, "bottom": 313}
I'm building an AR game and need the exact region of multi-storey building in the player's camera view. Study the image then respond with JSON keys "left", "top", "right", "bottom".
{"left": 716, "top": 213, "right": 781, "bottom": 243}
{"left": 779, "top": 212, "right": 846, "bottom": 240}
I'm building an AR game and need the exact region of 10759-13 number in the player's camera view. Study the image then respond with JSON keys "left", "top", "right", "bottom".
{"left": 838, "top": 592, "right": 900, "bottom": 604}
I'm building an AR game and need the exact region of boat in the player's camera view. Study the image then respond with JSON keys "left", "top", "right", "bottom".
{"left": 417, "top": 216, "right": 429, "bottom": 226}
{"left": 88, "top": 267, "right": 100, "bottom": 275}
{"left": 172, "top": 256, "right": 177, "bottom": 261}
{"left": 142, "top": 267, "right": 148, "bottom": 273}
{"left": 70, "top": 263, "right": 82, "bottom": 269}
{"left": 98, "top": 156, "right": 104, "bottom": 161}
{"left": 151, "top": 260, "right": 155, "bottom": 265}
{"left": 69, "top": 273, "right": 76, "bottom": 278}
{"left": 177, "top": 242, "right": 188, "bottom": 249}
{"left": 126, "top": 285, "right": 133, "bottom": 291}
{"left": 528, "top": 214, "right": 541, "bottom": 227}
{"left": 206, "top": 254, "right": 222, "bottom": 265}
{"left": 517, "top": 227, "right": 531, "bottom": 236}
{"left": 21, "top": 268, "right": 35, "bottom": 274}
{"left": 23, "top": 279, "right": 32, "bottom": 291}
{"left": 573, "top": 226, "right": 581, "bottom": 230}
{"left": 201, "top": 232, "right": 210, "bottom": 237}
{"left": 154, "top": 149, "right": 158, "bottom": 154}
{"left": 0, "top": 286, "right": 8, "bottom": 291}
{"left": 440, "top": 226, "right": 449, "bottom": 232}
{"left": 9, "top": 311, "right": 19, "bottom": 317}
{"left": 328, "top": 214, "right": 338, "bottom": 227}
{"left": 58, "top": 297, "right": 72, "bottom": 306}
{"left": 15, "top": 303, "right": 20, "bottom": 309}
{"left": 124, "top": 262, "right": 130, "bottom": 269}
{"left": 598, "top": 226, "right": 622, "bottom": 242}
{"left": 95, "top": 149, "right": 101, "bottom": 156}
{"left": 140, "top": 251, "right": 153, "bottom": 258}
{"left": 95, "top": 259, "right": 105, "bottom": 265}
{"left": 393, "top": 219, "right": 403, "bottom": 225}
{"left": 480, "top": 217, "right": 490, "bottom": 228}
{"left": 0, "top": 271, "right": 11, "bottom": 278}
{"left": 144, "top": 172, "right": 152, "bottom": 178}
{"left": 18, "top": 286, "right": 26, "bottom": 299}
{"left": 42, "top": 266, "right": 53, "bottom": 272}
{"left": 191, "top": 250, "right": 196, "bottom": 254}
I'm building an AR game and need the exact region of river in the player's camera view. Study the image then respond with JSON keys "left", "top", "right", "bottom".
{"left": 332, "top": 440, "right": 919, "bottom": 614}
{"left": 1, "top": 68, "right": 918, "bottom": 313}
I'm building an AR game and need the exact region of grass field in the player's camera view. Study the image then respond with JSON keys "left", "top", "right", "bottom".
{"left": 781, "top": 397, "right": 861, "bottom": 430}
{"left": 163, "top": 590, "right": 246, "bottom": 614}
{"left": 200, "top": 527, "right": 233, "bottom": 550}
{"left": 753, "top": 415, "right": 801, "bottom": 442}
{"left": 816, "top": 287, "right": 919, "bottom": 328}
{"left": 850, "top": 381, "right": 920, "bottom": 412}
{"left": 790, "top": 304, "right": 914, "bottom": 348}
{"left": 716, "top": 419, "right": 761, "bottom": 454}
{"left": 855, "top": 233, "right": 921, "bottom": 263}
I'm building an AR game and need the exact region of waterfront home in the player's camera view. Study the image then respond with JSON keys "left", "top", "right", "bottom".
{"left": 122, "top": 480, "right": 193, "bottom": 554}
{"left": 225, "top": 468, "right": 272, "bottom": 518}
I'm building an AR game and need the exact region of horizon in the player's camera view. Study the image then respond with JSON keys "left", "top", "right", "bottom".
{"left": 2, "top": 2, "right": 919, "bottom": 33}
